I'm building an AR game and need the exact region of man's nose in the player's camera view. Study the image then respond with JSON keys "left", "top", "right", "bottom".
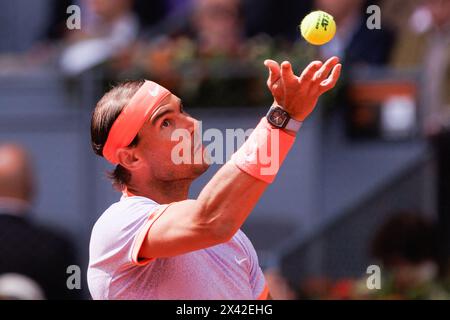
{"left": 183, "top": 115, "right": 199, "bottom": 136}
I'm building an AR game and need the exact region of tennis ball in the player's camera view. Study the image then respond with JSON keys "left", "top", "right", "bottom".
{"left": 300, "top": 10, "right": 336, "bottom": 45}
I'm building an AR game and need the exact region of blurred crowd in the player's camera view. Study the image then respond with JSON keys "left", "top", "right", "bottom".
{"left": 265, "top": 211, "right": 450, "bottom": 300}
{"left": 0, "top": 0, "right": 447, "bottom": 114}
{"left": 0, "top": 0, "right": 450, "bottom": 299}
{"left": 0, "top": 144, "right": 79, "bottom": 299}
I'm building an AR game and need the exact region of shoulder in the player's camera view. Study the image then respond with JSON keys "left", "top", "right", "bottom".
{"left": 89, "top": 196, "right": 163, "bottom": 264}
{"left": 91, "top": 196, "right": 159, "bottom": 240}
{"left": 99, "top": 196, "right": 158, "bottom": 221}
{"left": 233, "top": 229, "right": 258, "bottom": 257}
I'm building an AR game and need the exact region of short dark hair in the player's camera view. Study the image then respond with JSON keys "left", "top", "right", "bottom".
{"left": 90, "top": 80, "right": 145, "bottom": 189}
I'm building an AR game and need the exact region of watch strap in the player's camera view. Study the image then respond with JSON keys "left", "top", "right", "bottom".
{"left": 285, "top": 118, "right": 303, "bottom": 132}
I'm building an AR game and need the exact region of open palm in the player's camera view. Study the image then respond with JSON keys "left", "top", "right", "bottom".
{"left": 264, "top": 56, "right": 342, "bottom": 121}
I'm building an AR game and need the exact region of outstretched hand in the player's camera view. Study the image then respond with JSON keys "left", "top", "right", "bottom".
{"left": 264, "top": 57, "right": 342, "bottom": 121}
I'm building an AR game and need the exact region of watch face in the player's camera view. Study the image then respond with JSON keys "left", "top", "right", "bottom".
{"left": 270, "top": 109, "right": 287, "bottom": 127}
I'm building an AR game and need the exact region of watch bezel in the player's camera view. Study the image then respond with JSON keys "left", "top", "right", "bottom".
{"left": 266, "top": 106, "right": 290, "bottom": 128}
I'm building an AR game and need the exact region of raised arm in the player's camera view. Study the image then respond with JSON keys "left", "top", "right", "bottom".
{"left": 138, "top": 57, "right": 342, "bottom": 260}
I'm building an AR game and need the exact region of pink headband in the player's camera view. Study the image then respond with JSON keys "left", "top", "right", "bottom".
{"left": 103, "top": 80, "right": 171, "bottom": 164}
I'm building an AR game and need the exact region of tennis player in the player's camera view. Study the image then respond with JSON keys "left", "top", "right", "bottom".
{"left": 87, "top": 57, "right": 341, "bottom": 299}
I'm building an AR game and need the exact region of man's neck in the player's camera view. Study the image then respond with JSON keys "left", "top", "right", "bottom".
{"left": 126, "top": 179, "right": 192, "bottom": 204}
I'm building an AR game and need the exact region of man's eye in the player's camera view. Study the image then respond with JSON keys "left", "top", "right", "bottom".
{"left": 161, "top": 119, "right": 170, "bottom": 128}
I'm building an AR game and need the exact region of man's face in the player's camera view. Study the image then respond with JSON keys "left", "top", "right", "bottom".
{"left": 132, "top": 94, "right": 209, "bottom": 182}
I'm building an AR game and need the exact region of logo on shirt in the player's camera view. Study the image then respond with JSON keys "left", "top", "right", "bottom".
{"left": 234, "top": 256, "right": 248, "bottom": 265}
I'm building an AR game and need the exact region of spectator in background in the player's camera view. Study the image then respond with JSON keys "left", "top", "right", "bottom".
{"left": 242, "top": 0, "right": 313, "bottom": 40}
{"left": 190, "top": 0, "right": 245, "bottom": 58}
{"left": 128, "top": 0, "right": 259, "bottom": 106}
{"left": 370, "top": 212, "right": 449, "bottom": 299}
{"left": 59, "top": 0, "right": 139, "bottom": 75}
{"left": 390, "top": 0, "right": 450, "bottom": 267}
{"left": 0, "top": 274, "right": 45, "bottom": 300}
{"left": 391, "top": 0, "right": 450, "bottom": 132}
{"left": 17, "top": 0, "right": 166, "bottom": 73}
{"left": 0, "top": 144, "right": 79, "bottom": 299}
{"left": 289, "top": 211, "right": 449, "bottom": 300}
{"left": 40, "top": 0, "right": 75, "bottom": 43}
{"left": 146, "top": 0, "right": 252, "bottom": 57}
{"left": 372, "top": 212, "right": 440, "bottom": 276}
{"left": 316, "top": 0, "right": 395, "bottom": 67}
{"left": 135, "top": 0, "right": 193, "bottom": 40}
{"left": 132, "top": 0, "right": 168, "bottom": 31}
{"left": 40, "top": 0, "right": 168, "bottom": 42}
{"left": 311, "top": 0, "right": 396, "bottom": 132}
{"left": 379, "top": 0, "right": 421, "bottom": 33}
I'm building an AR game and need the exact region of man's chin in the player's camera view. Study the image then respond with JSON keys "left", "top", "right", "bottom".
{"left": 190, "top": 147, "right": 211, "bottom": 175}
{"left": 191, "top": 161, "right": 210, "bottom": 177}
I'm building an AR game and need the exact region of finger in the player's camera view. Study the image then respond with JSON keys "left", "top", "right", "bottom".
{"left": 264, "top": 59, "right": 281, "bottom": 87}
{"left": 313, "top": 56, "right": 340, "bottom": 82}
{"left": 319, "top": 63, "right": 342, "bottom": 94}
{"left": 298, "top": 61, "right": 323, "bottom": 84}
{"left": 264, "top": 59, "right": 284, "bottom": 104}
{"left": 280, "top": 61, "right": 298, "bottom": 88}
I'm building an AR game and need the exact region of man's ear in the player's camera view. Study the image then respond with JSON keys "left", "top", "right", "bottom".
{"left": 116, "top": 147, "right": 140, "bottom": 171}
